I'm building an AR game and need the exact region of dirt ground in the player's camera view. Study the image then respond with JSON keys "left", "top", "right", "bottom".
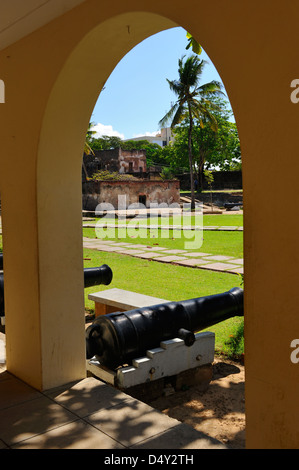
{"left": 148, "top": 357, "right": 245, "bottom": 449}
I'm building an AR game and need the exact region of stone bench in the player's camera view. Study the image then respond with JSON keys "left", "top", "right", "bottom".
{"left": 88, "top": 288, "right": 170, "bottom": 317}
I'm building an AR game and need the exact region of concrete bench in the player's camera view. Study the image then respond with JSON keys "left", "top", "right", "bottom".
{"left": 88, "top": 288, "right": 169, "bottom": 317}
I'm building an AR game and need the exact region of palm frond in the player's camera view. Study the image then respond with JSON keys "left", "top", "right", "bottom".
{"left": 171, "top": 102, "right": 187, "bottom": 127}
{"left": 197, "top": 80, "right": 223, "bottom": 96}
{"left": 158, "top": 102, "right": 179, "bottom": 128}
{"left": 166, "top": 79, "right": 183, "bottom": 96}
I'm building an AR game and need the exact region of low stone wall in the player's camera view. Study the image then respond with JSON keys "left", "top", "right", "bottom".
{"left": 179, "top": 171, "right": 242, "bottom": 191}
{"left": 82, "top": 179, "right": 180, "bottom": 211}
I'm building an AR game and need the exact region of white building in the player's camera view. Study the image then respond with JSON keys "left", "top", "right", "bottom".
{"left": 124, "top": 127, "right": 174, "bottom": 147}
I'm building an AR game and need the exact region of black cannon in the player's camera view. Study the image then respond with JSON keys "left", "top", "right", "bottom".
{"left": 0, "top": 253, "right": 3, "bottom": 271}
{"left": 0, "top": 264, "right": 113, "bottom": 318}
{"left": 86, "top": 287, "right": 244, "bottom": 369}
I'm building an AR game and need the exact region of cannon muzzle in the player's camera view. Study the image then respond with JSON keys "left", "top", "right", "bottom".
{"left": 86, "top": 287, "right": 244, "bottom": 369}
{"left": 84, "top": 265, "right": 113, "bottom": 287}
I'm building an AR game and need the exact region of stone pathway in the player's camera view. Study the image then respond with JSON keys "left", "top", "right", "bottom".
{"left": 83, "top": 222, "right": 243, "bottom": 232}
{"left": 83, "top": 237, "right": 243, "bottom": 275}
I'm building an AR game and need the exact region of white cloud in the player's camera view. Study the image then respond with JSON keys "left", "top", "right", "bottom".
{"left": 132, "top": 131, "right": 159, "bottom": 138}
{"left": 91, "top": 123, "right": 125, "bottom": 140}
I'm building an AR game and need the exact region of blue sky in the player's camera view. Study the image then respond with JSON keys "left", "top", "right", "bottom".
{"left": 90, "top": 26, "right": 233, "bottom": 140}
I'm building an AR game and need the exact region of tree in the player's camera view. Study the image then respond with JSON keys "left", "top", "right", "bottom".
{"left": 83, "top": 122, "right": 97, "bottom": 179}
{"left": 171, "top": 96, "right": 241, "bottom": 188}
{"left": 89, "top": 135, "right": 123, "bottom": 151}
{"left": 84, "top": 122, "right": 97, "bottom": 155}
{"left": 159, "top": 55, "right": 223, "bottom": 209}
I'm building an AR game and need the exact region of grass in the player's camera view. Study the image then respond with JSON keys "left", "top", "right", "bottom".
{"left": 83, "top": 213, "right": 243, "bottom": 228}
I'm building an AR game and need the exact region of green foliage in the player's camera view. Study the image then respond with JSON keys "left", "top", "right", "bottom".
{"left": 186, "top": 32, "right": 202, "bottom": 55}
{"left": 90, "top": 170, "right": 139, "bottom": 181}
{"left": 170, "top": 96, "right": 241, "bottom": 175}
{"left": 84, "top": 122, "right": 97, "bottom": 155}
{"left": 89, "top": 135, "right": 123, "bottom": 151}
{"left": 159, "top": 166, "right": 175, "bottom": 180}
{"left": 203, "top": 169, "right": 214, "bottom": 186}
{"left": 219, "top": 319, "right": 244, "bottom": 358}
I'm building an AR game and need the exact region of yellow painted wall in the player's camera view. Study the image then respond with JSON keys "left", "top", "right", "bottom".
{"left": 0, "top": 0, "right": 299, "bottom": 448}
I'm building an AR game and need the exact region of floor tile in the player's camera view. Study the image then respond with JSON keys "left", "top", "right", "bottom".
{"left": 182, "top": 252, "right": 212, "bottom": 257}
{"left": 131, "top": 423, "right": 226, "bottom": 449}
{"left": 90, "top": 240, "right": 115, "bottom": 244}
{"left": 12, "top": 419, "right": 125, "bottom": 449}
{"left": 45, "top": 377, "right": 131, "bottom": 418}
{"left": 176, "top": 259, "right": 210, "bottom": 266}
{"left": 0, "top": 438, "right": 8, "bottom": 449}
{"left": 123, "top": 244, "right": 149, "bottom": 249}
{"left": 228, "top": 267, "right": 244, "bottom": 274}
{"left": 202, "top": 255, "right": 233, "bottom": 261}
{"left": 118, "top": 250, "right": 146, "bottom": 255}
{"left": 93, "top": 245, "right": 122, "bottom": 251}
{"left": 109, "top": 242, "right": 135, "bottom": 247}
{"left": 228, "top": 258, "right": 243, "bottom": 265}
{"left": 141, "top": 246, "right": 167, "bottom": 251}
{"left": 153, "top": 256, "right": 188, "bottom": 262}
{"left": 200, "top": 262, "right": 240, "bottom": 272}
{"left": 134, "top": 252, "right": 168, "bottom": 259}
{"left": 85, "top": 397, "right": 179, "bottom": 447}
{"left": 0, "top": 396, "right": 77, "bottom": 446}
{"left": 159, "top": 249, "right": 187, "bottom": 254}
{"left": 0, "top": 373, "right": 42, "bottom": 410}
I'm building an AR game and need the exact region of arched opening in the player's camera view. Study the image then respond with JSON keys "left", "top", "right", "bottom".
{"left": 36, "top": 10, "right": 243, "bottom": 395}
{"left": 83, "top": 26, "right": 243, "bottom": 343}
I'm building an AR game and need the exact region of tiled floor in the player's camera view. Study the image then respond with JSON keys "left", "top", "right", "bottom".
{"left": 0, "top": 332, "right": 225, "bottom": 449}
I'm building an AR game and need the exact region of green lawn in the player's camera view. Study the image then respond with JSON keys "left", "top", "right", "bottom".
{"left": 83, "top": 213, "right": 243, "bottom": 228}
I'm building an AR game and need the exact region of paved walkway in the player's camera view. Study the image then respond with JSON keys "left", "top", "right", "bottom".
{"left": 83, "top": 222, "right": 243, "bottom": 231}
{"left": 83, "top": 238, "right": 243, "bottom": 275}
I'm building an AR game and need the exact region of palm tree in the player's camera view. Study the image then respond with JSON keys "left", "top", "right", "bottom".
{"left": 159, "top": 55, "right": 223, "bottom": 209}
{"left": 83, "top": 122, "right": 96, "bottom": 179}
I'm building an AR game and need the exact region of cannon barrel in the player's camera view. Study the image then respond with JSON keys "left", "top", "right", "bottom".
{"left": 0, "top": 264, "right": 113, "bottom": 317}
{"left": 84, "top": 265, "right": 113, "bottom": 287}
{"left": 86, "top": 287, "right": 244, "bottom": 369}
